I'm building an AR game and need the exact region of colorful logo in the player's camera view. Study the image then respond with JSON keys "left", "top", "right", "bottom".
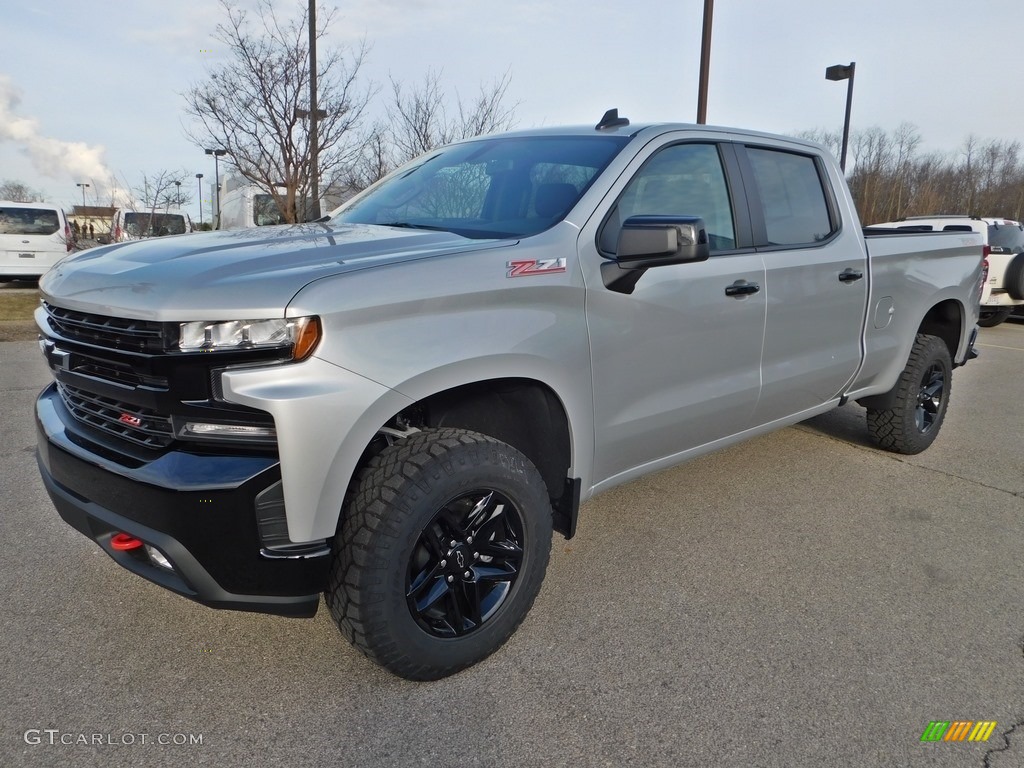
{"left": 920, "top": 721, "right": 997, "bottom": 742}
{"left": 506, "top": 258, "right": 567, "bottom": 278}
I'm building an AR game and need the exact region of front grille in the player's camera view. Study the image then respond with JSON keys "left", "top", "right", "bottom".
{"left": 44, "top": 302, "right": 169, "bottom": 352}
{"left": 57, "top": 383, "right": 174, "bottom": 449}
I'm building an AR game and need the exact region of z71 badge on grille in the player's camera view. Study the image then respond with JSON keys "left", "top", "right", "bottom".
{"left": 506, "top": 258, "right": 567, "bottom": 278}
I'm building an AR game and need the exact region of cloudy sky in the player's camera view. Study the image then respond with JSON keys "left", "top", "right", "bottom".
{"left": 2, "top": 0, "right": 1023, "bottom": 222}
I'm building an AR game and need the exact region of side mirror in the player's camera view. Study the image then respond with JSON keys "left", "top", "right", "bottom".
{"left": 602, "top": 215, "right": 711, "bottom": 294}
{"left": 616, "top": 215, "right": 710, "bottom": 267}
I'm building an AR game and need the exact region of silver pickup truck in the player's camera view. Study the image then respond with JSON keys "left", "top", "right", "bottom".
{"left": 35, "top": 112, "right": 984, "bottom": 680}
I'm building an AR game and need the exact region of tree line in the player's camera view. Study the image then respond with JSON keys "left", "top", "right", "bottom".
{"left": 799, "top": 124, "right": 1024, "bottom": 225}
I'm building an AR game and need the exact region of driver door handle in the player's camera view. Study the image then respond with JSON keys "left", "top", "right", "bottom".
{"left": 725, "top": 280, "right": 760, "bottom": 297}
{"left": 838, "top": 268, "right": 864, "bottom": 283}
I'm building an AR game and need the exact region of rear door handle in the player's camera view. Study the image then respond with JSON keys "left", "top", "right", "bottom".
{"left": 725, "top": 280, "right": 760, "bottom": 297}
{"left": 838, "top": 268, "right": 864, "bottom": 283}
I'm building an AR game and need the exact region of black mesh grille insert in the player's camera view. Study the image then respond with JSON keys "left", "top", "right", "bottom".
{"left": 44, "top": 302, "right": 169, "bottom": 352}
{"left": 57, "top": 383, "right": 174, "bottom": 449}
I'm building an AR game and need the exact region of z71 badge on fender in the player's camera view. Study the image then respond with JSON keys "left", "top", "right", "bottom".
{"left": 506, "top": 258, "right": 567, "bottom": 277}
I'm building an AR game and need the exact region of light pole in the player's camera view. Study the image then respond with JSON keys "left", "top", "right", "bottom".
{"left": 76, "top": 182, "right": 90, "bottom": 207}
{"left": 196, "top": 173, "right": 204, "bottom": 228}
{"left": 174, "top": 180, "right": 181, "bottom": 207}
{"left": 204, "top": 148, "right": 226, "bottom": 228}
{"left": 825, "top": 62, "right": 856, "bottom": 173}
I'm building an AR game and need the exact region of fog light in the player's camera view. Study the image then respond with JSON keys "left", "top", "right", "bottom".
{"left": 145, "top": 545, "right": 174, "bottom": 570}
{"left": 181, "top": 422, "right": 276, "bottom": 440}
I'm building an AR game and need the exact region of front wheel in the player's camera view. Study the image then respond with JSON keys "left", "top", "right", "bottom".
{"left": 865, "top": 334, "right": 952, "bottom": 455}
{"left": 326, "top": 428, "right": 553, "bottom": 680}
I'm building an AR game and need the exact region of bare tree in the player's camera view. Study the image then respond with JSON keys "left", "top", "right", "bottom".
{"left": 0, "top": 179, "right": 45, "bottom": 202}
{"left": 131, "top": 170, "right": 193, "bottom": 212}
{"left": 795, "top": 128, "right": 841, "bottom": 161}
{"left": 183, "top": 0, "right": 375, "bottom": 224}
{"left": 344, "top": 69, "right": 518, "bottom": 191}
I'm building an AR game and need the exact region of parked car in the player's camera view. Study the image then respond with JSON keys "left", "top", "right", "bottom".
{"left": 869, "top": 215, "right": 1024, "bottom": 326}
{"left": 35, "top": 113, "right": 984, "bottom": 680}
{"left": 110, "top": 209, "right": 193, "bottom": 242}
{"left": 0, "top": 200, "right": 72, "bottom": 281}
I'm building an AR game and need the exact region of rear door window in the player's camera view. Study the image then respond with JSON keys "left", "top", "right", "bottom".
{"left": 745, "top": 148, "right": 835, "bottom": 246}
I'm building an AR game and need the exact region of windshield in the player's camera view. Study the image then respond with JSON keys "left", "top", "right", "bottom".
{"left": 332, "top": 135, "right": 629, "bottom": 239}
{"left": 0, "top": 207, "right": 60, "bottom": 235}
{"left": 124, "top": 212, "right": 187, "bottom": 237}
{"left": 987, "top": 223, "right": 1024, "bottom": 253}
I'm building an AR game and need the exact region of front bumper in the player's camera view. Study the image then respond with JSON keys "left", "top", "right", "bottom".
{"left": 36, "top": 384, "right": 329, "bottom": 617}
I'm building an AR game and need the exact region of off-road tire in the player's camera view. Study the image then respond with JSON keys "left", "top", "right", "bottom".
{"left": 326, "top": 428, "right": 553, "bottom": 680}
{"left": 865, "top": 334, "right": 952, "bottom": 455}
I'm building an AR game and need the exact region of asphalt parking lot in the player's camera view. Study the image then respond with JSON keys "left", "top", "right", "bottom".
{"left": 2, "top": 323, "right": 1022, "bottom": 768}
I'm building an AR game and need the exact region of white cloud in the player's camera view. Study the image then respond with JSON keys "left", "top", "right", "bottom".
{"left": 0, "top": 75, "right": 111, "bottom": 183}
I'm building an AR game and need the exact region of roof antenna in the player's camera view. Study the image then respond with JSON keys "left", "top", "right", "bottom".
{"left": 595, "top": 108, "right": 630, "bottom": 131}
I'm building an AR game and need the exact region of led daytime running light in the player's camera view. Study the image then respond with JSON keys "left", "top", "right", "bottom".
{"left": 178, "top": 316, "right": 320, "bottom": 359}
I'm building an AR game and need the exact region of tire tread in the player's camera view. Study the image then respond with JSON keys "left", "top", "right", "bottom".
{"left": 326, "top": 428, "right": 551, "bottom": 680}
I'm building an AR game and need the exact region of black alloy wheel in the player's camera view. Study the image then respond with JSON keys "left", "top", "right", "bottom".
{"left": 914, "top": 361, "right": 945, "bottom": 434}
{"left": 406, "top": 489, "right": 524, "bottom": 637}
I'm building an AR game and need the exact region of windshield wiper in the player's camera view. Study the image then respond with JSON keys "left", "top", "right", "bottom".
{"left": 378, "top": 222, "right": 453, "bottom": 232}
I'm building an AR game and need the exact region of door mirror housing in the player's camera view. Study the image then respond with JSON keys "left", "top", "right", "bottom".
{"left": 602, "top": 215, "right": 712, "bottom": 294}
{"left": 615, "top": 215, "right": 711, "bottom": 267}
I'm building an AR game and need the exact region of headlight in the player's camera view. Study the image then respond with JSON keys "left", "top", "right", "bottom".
{"left": 178, "top": 316, "right": 321, "bottom": 360}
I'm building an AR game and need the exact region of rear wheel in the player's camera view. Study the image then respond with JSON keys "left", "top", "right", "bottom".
{"left": 327, "top": 428, "right": 553, "bottom": 680}
{"left": 865, "top": 334, "right": 952, "bottom": 455}
{"left": 978, "top": 307, "right": 1012, "bottom": 327}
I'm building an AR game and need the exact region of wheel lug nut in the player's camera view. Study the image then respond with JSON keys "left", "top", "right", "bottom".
{"left": 464, "top": 571, "right": 472, "bottom": 578}
{"left": 447, "top": 575, "right": 454, "bottom": 583}
{"left": 440, "top": 559, "right": 447, "bottom": 567}
{"left": 450, "top": 540, "right": 458, "bottom": 547}
{"left": 473, "top": 552, "right": 479, "bottom": 559}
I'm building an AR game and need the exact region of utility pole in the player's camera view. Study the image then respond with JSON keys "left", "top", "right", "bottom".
{"left": 307, "top": 0, "right": 322, "bottom": 220}
{"left": 696, "top": 0, "right": 714, "bottom": 124}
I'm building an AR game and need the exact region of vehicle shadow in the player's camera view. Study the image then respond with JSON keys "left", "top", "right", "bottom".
{"left": 796, "top": 403, "right": 876, "bottom": 449}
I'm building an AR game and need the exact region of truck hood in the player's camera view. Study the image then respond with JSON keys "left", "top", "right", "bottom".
{"left": 40, "top": 223, "right": 512, "bottom": 321}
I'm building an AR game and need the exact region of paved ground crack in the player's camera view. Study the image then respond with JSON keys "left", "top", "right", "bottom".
{"left": 793, "top": 424, "right": 1024, "bottom": 500}
{"left": 981, "top": 635, "right": 1024, "bottom": 767}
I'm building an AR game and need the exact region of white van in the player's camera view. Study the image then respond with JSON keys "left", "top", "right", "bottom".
{"left": 111, "top": 209, "right": 193, "bottom": 242}
{"left": 217, "top": 176, "right": 338, "bottom": 230}
{"left": 217, "top": 179, "right": 288, "bottom": 230}
{"left": 0, "top": 201, "right": 72, "bottom": 281}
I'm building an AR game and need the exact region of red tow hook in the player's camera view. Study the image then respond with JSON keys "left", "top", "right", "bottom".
{"left": 110, "top": 532, "right": 144, "bottom": 551}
